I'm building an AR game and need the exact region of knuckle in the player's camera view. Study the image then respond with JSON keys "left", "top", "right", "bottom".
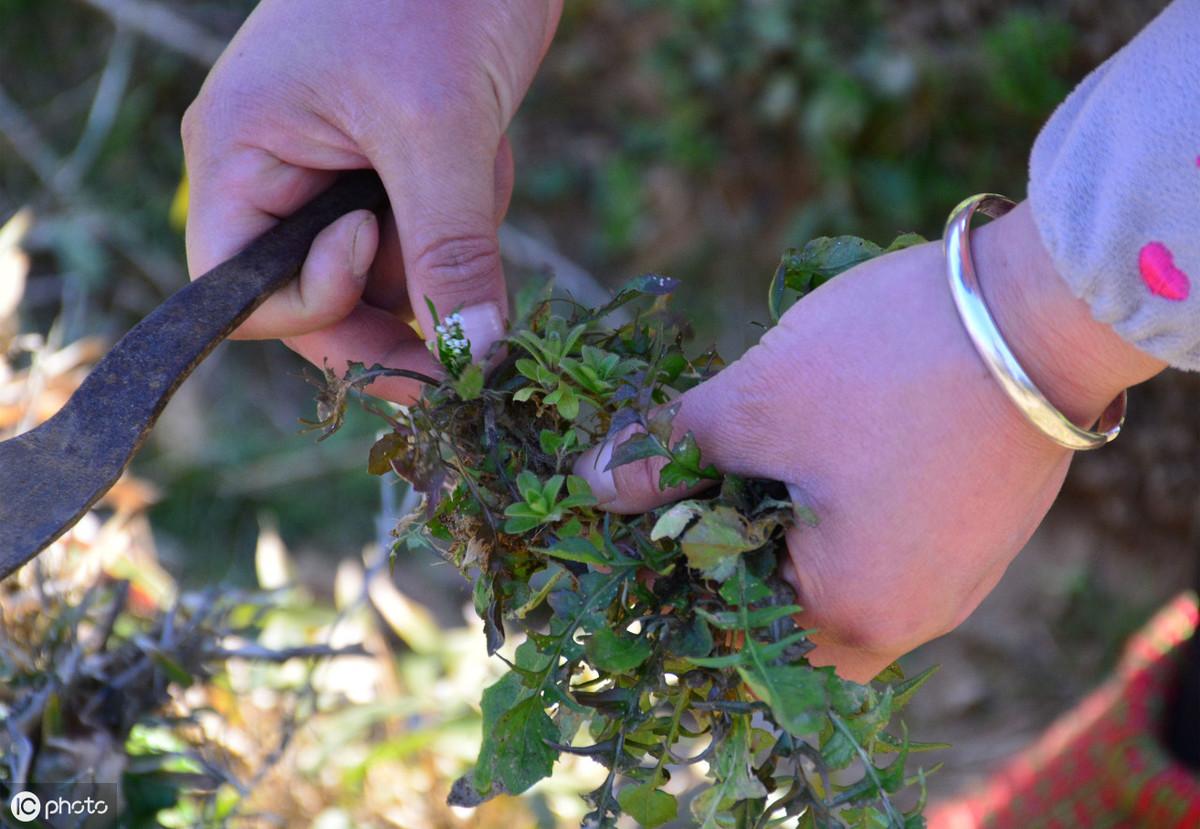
{"left": 180, "top": 84, "right": 258, "bottom": 168}
{"left": 180, "top": 99, "right": 203, "bottom": 150}
{"left": 411, "top": 233, "right": 501, "bottom": 302}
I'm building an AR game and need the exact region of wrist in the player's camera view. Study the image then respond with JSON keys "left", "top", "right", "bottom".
{"left": 970, "top": 200, "right": 1166, "bottom": 430}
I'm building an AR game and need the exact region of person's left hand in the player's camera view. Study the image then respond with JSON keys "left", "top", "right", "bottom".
{"left": 575, "top": 202, "right": 1165, "bottom": 681}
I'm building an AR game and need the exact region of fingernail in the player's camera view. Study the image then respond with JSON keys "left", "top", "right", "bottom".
{"left": 458, "top": 301, "right": 505, "bottom": 361}
{"left": 350, "top": 216, "right": 374, "bottom": 281}
{"left": 575, "top": 440, "right": 617, "bottom": 505}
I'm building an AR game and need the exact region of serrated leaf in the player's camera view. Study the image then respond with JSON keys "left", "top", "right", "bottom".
{"left": 617, "top": 783, "right": 677, "bottom": 828}
{"left": 875, "top": 729, "right": 911, "bottom": 794}
{"left": 659, "top": 432, "right": 718, "bottom": 489}
{"left": 821, "top": 727, "right": 857, "bottom": 770}
{"left": 489, "top": 695, "right": 560, "bottom": 794}
{"left": 473, "top": 672, "right": 526, "bottom": 796}
{"left": 892, "top": 664, "right": 939, "bottom": 713}
{"left": 737, "top": 660, "right": 826, "bottom": 736}
{"left": 827, "top": 670, "right": 871, "bottom": 716}
{"left": 875, "top": 731, "right": 950, "bottom": 754}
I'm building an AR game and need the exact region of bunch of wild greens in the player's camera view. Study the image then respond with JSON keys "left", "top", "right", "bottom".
{"left": 310, "top": 241, "right": 939, "bottom": 829}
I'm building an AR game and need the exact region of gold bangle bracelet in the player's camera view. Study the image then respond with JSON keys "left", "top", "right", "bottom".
{"left": 943, "top": 194, "right": 1126, "bottom": 451}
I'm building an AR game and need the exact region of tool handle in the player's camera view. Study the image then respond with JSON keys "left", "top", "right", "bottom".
{"left": 0, "top": 171, "right": 387, "bottom": 577}
{"left": 71, "top": 169, "right": 386, "bottom": 456}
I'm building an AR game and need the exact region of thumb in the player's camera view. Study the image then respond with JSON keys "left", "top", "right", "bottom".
{"left": 573, "top": 358, "right": 773, "bottom": 514}
{"left": 376, "top": 128, "right": 508, "bottom": 363}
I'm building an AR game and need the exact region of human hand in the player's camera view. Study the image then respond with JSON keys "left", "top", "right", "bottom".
{"left": 576, "top": 202, "right": 1165, "bottom": 682}
{"left": 182, "top": 0, "right": 562, "bottom": 401}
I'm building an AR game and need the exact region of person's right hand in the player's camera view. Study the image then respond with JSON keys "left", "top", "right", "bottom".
{"left": 182, "top": 0, "right": 562, "bottom": 402}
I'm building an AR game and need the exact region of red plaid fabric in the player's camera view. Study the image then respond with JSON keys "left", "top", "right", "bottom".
{"left": 929, "top": 592, "right": 1200, "bottom": 829}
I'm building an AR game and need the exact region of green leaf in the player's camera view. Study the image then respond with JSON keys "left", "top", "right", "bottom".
{"left": 737, "top": 661, "right": 826, "bottom": 736}
{"left": 535, "top": 536, "right": 612, "bottom": 567}
{"left": 617, "top": 783, "right": 677, "bottom": 828}
{"left": 473, "top": 672, "right": 526, "bottom": 796}
{"left": 606, "top": 432, "right": 669, "bottom": 470}
{"left": 875, "top": 731, "right": 950, "bottom": 754}
{"left": 782, "top": 236, "right": 883, "bottom": 287}
{"left": 659, "top": 432, "right": 718, "bottom": 489}
{"left": 503, "top": 513, "right": 543, "bottom": 534}
{"left": 586, "top": 627, "right": 652, "bottom": 673}
{"left": 513, "top": 385, "right": 537, "bottom": 402}
{"left": 542, "top": 474, "right": 565, "bottom": 506}
{"left": 553, "top": 383, "right": 580, "bottom": 420}
{"left": 515, "top": 470, "right": 542, "bottom": 504}
{"left": 769, "top": 235, "right": 903, "bottom": 321}
{"left": 539, "top": 428, "right": 563, "bottom": 454}
{"left": 892, "top": 665, "right": 939, "bottom": 713}
{"left": 884, "top": 232, "right": 927, "bottom": 253}
{"left": 680, "top": 506, "right": 760, "bottom": 581}
{"left": 671, "top": 613, "right": 714, "bottom": 659}
{"left": 820, "top": 726, "right": 858, "bottom": 770}
{"left": 845, "top": 687, "right": 894, "bottom": 745}
{"left": 827, "top": 670, "right": 871, "bottom": 716}
{"left": 453, "top": 362, "right": 484, "bottom": 400}
{"left": 559, "top": 475, "right": 597, "bottom": 509}
{"left": 875, "top": 729, "right": 911, "bottom": 794}
{"left": 490, "top": 695, "right": 560, "bottom": 795}
{"left": 840, "top": 806, "right": 892, "bottom": 829}
{"left": 718, "top": 571, "right": 771, "bottom": 604}
{"left": 691, "top": 716, "right": 766, "bottom": 828}
{"left": 685, "top": 652, "right": 744, "bottom": 669}
{"left": 875, "top": 662, "right": 906, "bottom": 683}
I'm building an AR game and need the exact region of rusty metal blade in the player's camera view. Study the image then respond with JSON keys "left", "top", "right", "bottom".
{"left": 0, "top": 171, "right": 387, "bottom": 579}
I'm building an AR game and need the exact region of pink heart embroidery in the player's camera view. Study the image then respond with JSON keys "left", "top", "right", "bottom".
{"left": 1138, "top": 241, "right": 1190, "bottom": 301}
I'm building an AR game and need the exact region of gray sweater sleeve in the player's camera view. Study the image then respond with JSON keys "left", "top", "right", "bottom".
{"left": 1028, "top": 0, "right": 1200, "bottom": 370}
